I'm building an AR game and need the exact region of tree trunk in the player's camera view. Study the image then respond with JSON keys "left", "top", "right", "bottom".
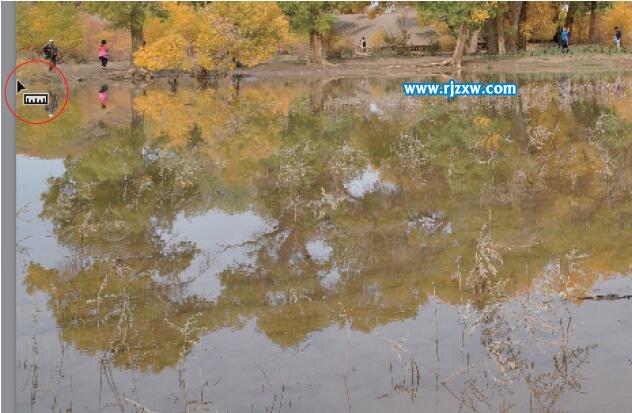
{"left": 467, "top": 29, "right": 480, "bottom": 54}
{"left": 497, "top": 8, "right": 506, "bottom": 55}
{"left": 231, "top": 75, "right": 242, "bottom": 99}
{"left": 485, "top": 17, "right": 499, "bottom": 55}
{"left": 506, "top": 2, "right": 522, "bottom": 53}
{"left": 588, "top": 1, "right": 597, "bottom": 43}
{"left": 309, "top": 79, "right": 325, "bottom": 113}
{"left": 131, "top": 25, "right": 144, "bottom": 61}
{"left": 417, "top": 22, "right": 469, "bottom": 68}
{"left": 564, "top": 3, "right": 577, "bottom": 30}
{"left": 130, "top": 87, "right": 144, "bottom": 134}
{"left": 517, "top": 2, "right": 528, "bottom": 51}
{"left": 451, "top": 22, "right": 470, "bottom": 69}
{"left": 309, "top": 31, "right": 324, "bottom": 64}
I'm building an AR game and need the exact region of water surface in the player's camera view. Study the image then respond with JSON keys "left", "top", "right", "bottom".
{"left": 16, "top": 74, "right": 632, "bottom": 412}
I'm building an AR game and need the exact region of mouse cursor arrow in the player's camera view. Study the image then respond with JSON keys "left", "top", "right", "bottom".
{"left": 16, "top": 80, "right": 26, "bottom": 94}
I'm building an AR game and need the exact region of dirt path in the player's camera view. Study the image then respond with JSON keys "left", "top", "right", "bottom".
{"left": 35, "top": 53, "right": 632, "bottom": 84}
{"left": 61, "top": 61, "right": 133, "bottom": 81}
{"left": 235, "top": 53, "right": 632, "bottom": 78}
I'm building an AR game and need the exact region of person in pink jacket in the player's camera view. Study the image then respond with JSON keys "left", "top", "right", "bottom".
{"left": 98, "top": 40, "right": 109, "bottom": 70}
{"left": 98, "top": 85, "right": 108, "bottom": 109}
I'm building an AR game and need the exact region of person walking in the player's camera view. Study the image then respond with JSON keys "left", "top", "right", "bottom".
{"left": 43, "top": 39, "right": 58, "bottom": 72}
{"left": 561, "top": 27, "right": 570, "bottom": 54}
{"left": 553, "top": 27, "right": 563, "bottom": 50}
{"left": 614, "top": 27, "right": 622, "bottom": 49}
{"left": 98, "top": 40, "right": 109, "bottom": 70}
{"left": 360, "top": 36, "right": 367, "bottom": 53}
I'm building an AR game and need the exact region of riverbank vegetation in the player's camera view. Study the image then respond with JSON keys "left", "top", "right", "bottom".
{"left": 17, "top": 1, "right": 632, "bottom": 76}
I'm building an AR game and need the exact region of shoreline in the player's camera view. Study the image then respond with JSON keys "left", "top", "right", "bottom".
{"left": 22, "top": 53, "right": 632, "bottom": 84}
{"left": 236, "top": 53, "right": 632, "bottom": 78}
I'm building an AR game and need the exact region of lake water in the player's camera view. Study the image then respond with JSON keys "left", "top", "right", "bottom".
{"left": 16, "top": 73, "right": 632, "bottom": 412}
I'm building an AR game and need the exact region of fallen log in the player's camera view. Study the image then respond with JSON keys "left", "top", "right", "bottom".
{"left": 577, "top": 294, "right": 632, "bottom": 301}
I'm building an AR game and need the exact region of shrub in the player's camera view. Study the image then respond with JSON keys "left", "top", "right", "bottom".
{"left": 369, "top": 29, "right": 391, "bottom": 49}
{"left": 325, "top": 34, "right": 356, "bottom": 59}
{"left": 430, "top": 21, "right": 456, "bottom": 52}
{"left": 369, "top": 27, "right": 408, "bottom": 53}
{"left": 367, "top": 6, "right": 381, "bottom": 20}
{"left": 428, "top": 41, "right": 441, "bottom": 56}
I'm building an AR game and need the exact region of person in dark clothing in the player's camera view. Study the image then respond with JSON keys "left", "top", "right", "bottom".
{"left": 553, "top": 27, "right": 562, "bottom": 49}
{"left": 615, "top": 27, "right": 622, "bottom": 49}
{"left": 360, "top": 36, "right": 367, "bottom": 52}
{"left": 43, "top": 40, "right": 58, "bottom": 72}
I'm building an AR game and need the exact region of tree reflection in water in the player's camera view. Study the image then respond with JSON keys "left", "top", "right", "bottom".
{"left": 18, "top": 75, "right": 632, "bottom": 411}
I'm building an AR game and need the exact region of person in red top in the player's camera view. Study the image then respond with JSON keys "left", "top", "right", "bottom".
{"left": 98, "top": 85, "right": 108, "bottom": 109}
{"left": 98, "top": 40, "right": 109, "bottom": 70}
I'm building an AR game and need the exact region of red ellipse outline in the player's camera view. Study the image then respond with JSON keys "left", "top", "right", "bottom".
{"left": 3, "top": 59, "right": 69, "bottom": 125}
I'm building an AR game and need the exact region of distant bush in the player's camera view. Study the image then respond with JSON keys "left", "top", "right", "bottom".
{"left": 325, "top": 34, "right": 356, "bottom": 59}
{"left": 369, "top": 24, "right": 409, "bottom": 54}
{"left": 369, "top": 29, "right": 394, "bottom": 49}
{"left": 372, "top": 47, "right": 398, "bottom": 58}
{"left": 366, "top": 6, "right": 381, "bottom": 20}
{"left": 429, "top": 21, "right": 456, "bottom": 52}
{"left": 428, "top": 41, "right": 441, "bottom": 56}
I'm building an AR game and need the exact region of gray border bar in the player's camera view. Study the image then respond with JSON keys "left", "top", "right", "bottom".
{"left": 2, "top": 2, "right": 17, "bottom": 411}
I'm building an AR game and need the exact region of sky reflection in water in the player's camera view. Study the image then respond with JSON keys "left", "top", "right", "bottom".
{"left": 16, "top": 73, "right": 632, "bottom": 413}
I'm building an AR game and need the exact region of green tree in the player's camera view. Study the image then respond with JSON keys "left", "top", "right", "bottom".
{"left": 279, "top": 2, "right": 337, "bottom": 64}
{"left": 417, "top": 2, "right": 492, "bottom": 68}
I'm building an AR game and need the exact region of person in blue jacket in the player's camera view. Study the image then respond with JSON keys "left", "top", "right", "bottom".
{"left": 561, "top": 27, "right": 570, "bottom": 54}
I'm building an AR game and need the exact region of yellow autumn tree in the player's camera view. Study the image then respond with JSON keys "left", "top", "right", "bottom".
{"left": 134, "top": 2, "right": 289, "bottom": 73}
{"left": 17, "top": 2, "right": 84, "bottom": 61}
{"left": 524, "top": 2, "right": 558, "bottom": 42}
{"left": 134, "top": 2, "right": 199, "bottom": 73}
{"left": 416, "top": 2, "right": 492, "bottom": 68}
{"left": 144, "top": 2, "right": 202, "bottom": 46}
{"left": 601, "top": 2, "right": 632, "bottom": 46}
{"left": 134, "top": 32, "right": 191, "bottom": 72}
{"left": 214, "top": 2, "right": 290, "bottom": 67}
{"left": 194, "top": 7, "right": 238, "bottom": 72}
{"left": 195, "top": 2, "right": 290, "bottom": 71}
